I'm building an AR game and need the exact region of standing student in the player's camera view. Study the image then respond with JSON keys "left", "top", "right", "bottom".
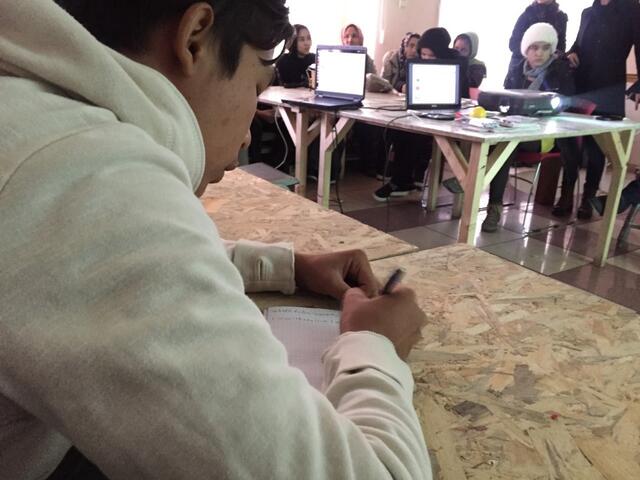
{"left": 562, "top": 0, "right": 640, "bottom": 219}
{"left": 482, "top": 23, "right": 579, "bottom": 232}
{"left": 382, "top": 32, "right": 420, "bottom": 92}
{"left": 505, "top": 0, "right": 568, "bottom": 84}
{"left": 373, "top": 27, "right": 468, "bottom": 201}
{"left": 341, "top": 23, "right": 377, "bottom": 74}
{"left": 0, "top": 1, "right": 433, "bottom": 479}
{"left": 276, "top": 24, "right": 315, "bottom": 87}
{"left": 454, "top": 32, "right": 487, "bottom": 88}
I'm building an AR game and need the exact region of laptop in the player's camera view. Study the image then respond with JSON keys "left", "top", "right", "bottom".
{"left": 282, "top": 45, "right": 367, "bottom": 111}
{"left": 406, "top": 58, "right": 463, "bottom": 120}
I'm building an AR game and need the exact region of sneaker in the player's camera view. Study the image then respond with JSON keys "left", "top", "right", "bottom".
{"left": 376, "top": 173, "right": 391, "bottom": 181}
{"left": 481, "top": 204, "right": 502, "bottom": 233}
{"left": 372, "top": 183, "right": 414, "bottom": 202}
{"left": 414, "top": 180, "right": 426, "bottom": 190}
{"left": 551, "top": 195, "right": 573, "bottom": 218}
{"left": 577, "top": 199, "right": 593, "bottom": 220}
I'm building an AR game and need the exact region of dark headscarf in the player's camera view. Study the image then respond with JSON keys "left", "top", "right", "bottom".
{"left": 398, "top": 32, "right": 420, "bottom": 71}
{"left": 417, "top": 27, "right": 452, "bottom": 59}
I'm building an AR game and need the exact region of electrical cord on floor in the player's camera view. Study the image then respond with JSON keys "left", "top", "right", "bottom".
{"left": 330, "top": 112, "right": 344, "bottom": 214}
{"left": 273, "top": 108, "right": 289, "bottom": 171}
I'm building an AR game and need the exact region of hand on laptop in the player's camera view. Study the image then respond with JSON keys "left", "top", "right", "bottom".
{"left": 295, "top": 250, "right": 381, "bottom": 300}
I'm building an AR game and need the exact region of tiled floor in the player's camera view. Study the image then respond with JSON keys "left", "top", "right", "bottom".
{"left": 309, "top": 163, "right": 640, "bottom": 312}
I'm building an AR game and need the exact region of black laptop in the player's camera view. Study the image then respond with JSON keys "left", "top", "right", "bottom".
{"left": 406, "top": 58, "right": 463, "bottom": 119}
{"left": 282, "top": 45, "right": 367, "bottom": 111}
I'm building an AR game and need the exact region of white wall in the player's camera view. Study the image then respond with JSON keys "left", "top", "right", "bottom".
{"left": 374, "top": 0, "right": 441, "bottom": 71}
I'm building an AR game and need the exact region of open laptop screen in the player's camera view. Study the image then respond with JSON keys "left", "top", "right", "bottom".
{"left": 407, "top": 59, "right": 462, "bottom": 110}
{"left": 315, "top": 45, "right": 367, "bottom": 100}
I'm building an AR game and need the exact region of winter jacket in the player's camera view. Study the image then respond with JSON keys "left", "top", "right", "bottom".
{"left": 569, "top": 0, "right": 640, "bottom": 116}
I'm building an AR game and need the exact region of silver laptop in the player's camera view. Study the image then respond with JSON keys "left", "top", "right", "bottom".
{"left": 282, "top": 45, "right": 367, "bottom": 111}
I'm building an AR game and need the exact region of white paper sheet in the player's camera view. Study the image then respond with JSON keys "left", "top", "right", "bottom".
{"left": 264, "top": 306, "right": 340, "bottom": 390}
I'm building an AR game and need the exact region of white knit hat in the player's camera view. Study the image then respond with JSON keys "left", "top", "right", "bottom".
{"left": 520, "top": 22, "right": 558, "bottom": 57}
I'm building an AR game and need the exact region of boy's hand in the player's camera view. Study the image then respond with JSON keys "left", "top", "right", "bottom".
{"left": 295, "top": 250, "right": 381, "bottom": 300}
{"left": 341, "top": 287, "right": 426, "bottom": 360}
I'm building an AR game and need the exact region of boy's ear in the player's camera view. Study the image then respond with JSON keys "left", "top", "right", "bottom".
{"left": 173, "top": 2, "right": 216, "bottom": 76}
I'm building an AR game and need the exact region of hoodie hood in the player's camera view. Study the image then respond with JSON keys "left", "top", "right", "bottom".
{"left": 0, "top": 0, "right": 205, "bottom": 190}
{"left": 454, "top": 32, "right": 480, "bottom": 60}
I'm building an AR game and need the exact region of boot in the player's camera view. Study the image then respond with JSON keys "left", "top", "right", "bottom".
{"left": 481, "top": 203, "right": 503, "bottom": 233}
{"left": 551, "top": 191, "right": 574, "bottom": 218}
{"left": 577, "top": 187, "right": 598, "bottom": 220}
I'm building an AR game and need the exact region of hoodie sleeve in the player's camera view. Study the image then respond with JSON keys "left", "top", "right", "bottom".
{"left": 222, "top": 239, "right": 295, "bottom": 294}
{"left": 0, "top": 127, "right": 432, "bottom": 480}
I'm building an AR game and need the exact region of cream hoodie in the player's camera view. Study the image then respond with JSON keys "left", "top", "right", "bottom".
{"left": 0, "top": 1, "right": 431, "bottom": 479}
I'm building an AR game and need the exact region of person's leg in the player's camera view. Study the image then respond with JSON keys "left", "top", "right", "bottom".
{"left": 552, "top": 137, "right": 581, "bottom": 217}
{"left": 412, "top": 136, "right": 433, "bottom": 188}
{"left": 354, "top": 124, "right": 386, "bottom": 177}
{"left": 482, "top": 158, "right": 512, "bottom": 233}
{"left": 578, "top": 136, "right": 606, "bottom": 219}
{"left": 482, "top": 142, "right": 539, "bottom": 232}
{"left": 373, "top": 131, "right": 427, "bottom": 201}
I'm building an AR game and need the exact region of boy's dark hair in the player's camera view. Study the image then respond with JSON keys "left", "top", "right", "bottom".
{"left": 55, "top": 0, "right": 293, "bottom": 77}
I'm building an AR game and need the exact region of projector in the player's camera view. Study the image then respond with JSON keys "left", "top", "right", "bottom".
{"left": 477, "top": 89, "right": 566, "bottom": 116}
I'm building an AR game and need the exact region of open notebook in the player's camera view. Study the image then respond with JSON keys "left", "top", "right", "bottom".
{"left": 264, "top": 306, "right": 340, "bottom": 390}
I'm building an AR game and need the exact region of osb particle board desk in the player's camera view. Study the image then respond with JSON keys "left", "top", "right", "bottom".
{"left": 253, "top": 244, "right": 640, "bottom": 480}
{"left": 200, "top": 168, "right": 418, "bottom": 261}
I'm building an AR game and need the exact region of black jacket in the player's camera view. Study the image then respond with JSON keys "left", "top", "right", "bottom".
{"left": 275, "top": 53, "right": 315, "bottom": 87}
{"left": 504, "top": 56, "right": 575, "bottom": 97}
{"left": 569, "top": 0, "right": 640, "bottom": 115}
{"left": 509, "top": 1, "right": 568, "bottom": 58}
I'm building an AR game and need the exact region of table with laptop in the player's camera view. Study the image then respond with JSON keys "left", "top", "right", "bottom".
{"left": 258, "top": 45, "right": 640, "bottom": 267}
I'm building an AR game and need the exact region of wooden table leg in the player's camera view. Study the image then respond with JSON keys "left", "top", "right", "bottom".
{"left": 593, "top": 130, "right": 635, "bottom": 267}
{"left": 426, "top": 142, "right": 442, "bottom": 212}
{"left": 317, "top": 115, "right": 355, "bottom": 208}
{"left": 459, "top": 142, "right": 490, "bottom": 244}
{"left": 278, "top": 107, "right": 319, "bottom": 198}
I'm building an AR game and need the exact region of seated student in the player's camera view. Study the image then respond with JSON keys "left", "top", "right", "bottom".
{"left": 382, "top": 32, "right": 420, "bottom": 92}
{"left": 249, "top": 24, "right": 315, "bottom": 167}
{"left": 481, "top": 22, "right": 579, "bottom": 232}
{"left": 0, "top": 1, "right": 433, "bottom": 479}
{"left": 374, "top": 27, "right": 468, "bottom": 201}
{"left": 505, "top": 0, "right": 568, "bottom": 84}
{"left": 341, "top": 23, "right": 377, "bottom": 74}
{"left": 275, "top": 23, "right": 315, "bottom": 87}
{"left": 453, "top": 32, "right": 487, "bottom": 88}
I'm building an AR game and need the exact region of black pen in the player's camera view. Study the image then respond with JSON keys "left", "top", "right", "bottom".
{"left": 381, "top": 268, "right": 406, "bottom": 295}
